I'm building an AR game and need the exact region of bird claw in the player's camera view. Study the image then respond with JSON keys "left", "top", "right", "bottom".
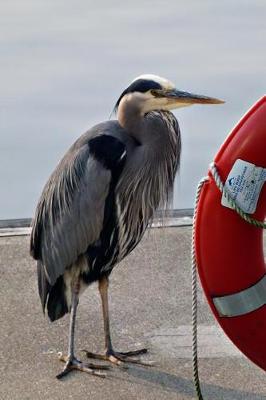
{"left": 56, "top": 352, "right": 108, "bottom": 379}
{"left": 82, "top": 347, "right": 154, "bottom": 367}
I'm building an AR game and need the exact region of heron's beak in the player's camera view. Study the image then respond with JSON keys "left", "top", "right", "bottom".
{"left": 151, "top": 89, "right": 224, "bottom": 107}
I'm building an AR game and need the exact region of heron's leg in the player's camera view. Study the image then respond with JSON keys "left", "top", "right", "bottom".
{"left": 99, "top": 275, "right": 113, "bottom": 354}
{"left": 56, "top": 279, "right": 108, "bottom": 379}
{"left": 82, "top": 276, "right": 152, "bottom": 366}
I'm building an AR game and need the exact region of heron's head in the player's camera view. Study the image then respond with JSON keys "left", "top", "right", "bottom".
{"left": 115, "top": 74, "right": 224, "bottom": 115}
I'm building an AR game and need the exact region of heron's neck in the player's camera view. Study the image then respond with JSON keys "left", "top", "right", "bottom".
{"left": 117, "top": 98, "right": 145, "bottom": 142}
{"left": 117, "top": 100, "right": 176, "bottom": 150}
{"left": 116, "top": 109, "right": 180, "bottom": 248}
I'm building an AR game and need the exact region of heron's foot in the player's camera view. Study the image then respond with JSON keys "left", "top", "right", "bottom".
{"left": 82, "top": 347, "right": 154, "bottom": 366}
{"left": 56, "top": 352, "right": 109, "bottom": 379}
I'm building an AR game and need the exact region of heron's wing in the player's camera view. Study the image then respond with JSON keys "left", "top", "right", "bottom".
{"left": 30, "top": 133, "right": 126, "bottom": 286}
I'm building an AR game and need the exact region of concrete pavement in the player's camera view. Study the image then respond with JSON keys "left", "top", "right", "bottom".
{"left": 0, "top": 226, "right": 266, "bottom": 400}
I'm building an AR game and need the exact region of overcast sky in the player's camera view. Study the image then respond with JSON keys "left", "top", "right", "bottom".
{"left": 0, "top": 0, "right": 265, "bottom": 218}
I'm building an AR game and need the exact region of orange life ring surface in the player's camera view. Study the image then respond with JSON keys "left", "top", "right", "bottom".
{"left": 195, "top": 96, "right": 266, "bottom": 371}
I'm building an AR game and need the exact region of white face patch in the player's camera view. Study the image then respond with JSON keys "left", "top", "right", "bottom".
{"left": 132, "top": 74, "right": 175, "bottom": 90}
{"left": 123, "top": 88, "right": 191, "bottom": 114}
{"left": 119, "top": 74, "right": 191, "bottom": 114}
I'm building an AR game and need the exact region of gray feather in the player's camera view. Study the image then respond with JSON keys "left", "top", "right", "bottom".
{"left": 31, "top": 129, "right": 112, "bottom": 286}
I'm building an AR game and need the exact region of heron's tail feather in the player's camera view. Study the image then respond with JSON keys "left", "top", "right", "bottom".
{"left": 37, "top": 260, "right": 51, "bottom": 313}
{"left": 47, "top": 276, "right": 69, "bottom": 321}
{"left": 37, "top": 261, "right": 68, "bottom": 321}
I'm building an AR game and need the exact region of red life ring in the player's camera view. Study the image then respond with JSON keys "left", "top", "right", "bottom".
{"left": 195, "top": 96, "right": 266, "bottom": 371}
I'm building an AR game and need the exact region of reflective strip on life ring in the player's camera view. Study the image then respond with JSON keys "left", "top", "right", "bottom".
{"left": 213, "top": 275, "right": 266, "bottom": 317}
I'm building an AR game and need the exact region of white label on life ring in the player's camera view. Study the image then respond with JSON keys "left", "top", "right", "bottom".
{"left": 221, "top": 159, "right": 266, "bottom": 214}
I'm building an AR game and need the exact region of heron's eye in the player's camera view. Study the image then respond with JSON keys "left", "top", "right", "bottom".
{"left": 150, "top": 89, "right": 164, "bottom": 98}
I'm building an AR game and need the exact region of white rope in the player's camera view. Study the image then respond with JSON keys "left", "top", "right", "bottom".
{"left": 191, "top": 176, "right": 208, "bottom": 400}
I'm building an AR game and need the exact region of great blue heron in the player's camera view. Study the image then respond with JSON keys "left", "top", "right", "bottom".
{"left": 30, "top": 74, "right": 223, "bottom": 378}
